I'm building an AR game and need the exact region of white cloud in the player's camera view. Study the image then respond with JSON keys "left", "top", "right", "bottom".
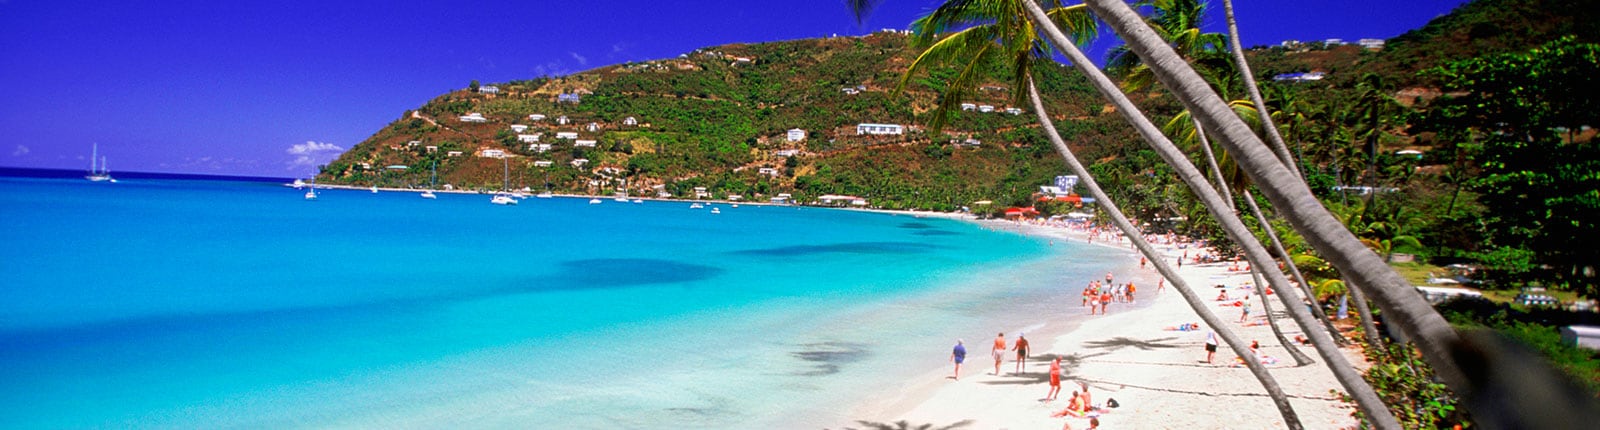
{"left": 287, "top": 141, "right": 343, "bottom": 155}
{"left": 286, "top": 141, "right": 344, "bottom": 170}
{"left": 569, "top": 52, "right": 588, "bottom": 65}
{"left": 11, "top": 144, "right": 28, "bottom": 157}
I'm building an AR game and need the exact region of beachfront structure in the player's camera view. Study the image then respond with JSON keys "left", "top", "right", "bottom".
{"left": 518, "top": 134, "right": 541, "bottom": 143}
{"left": 571, "top": 158, "right": 589, "bottom": 167}
{"left": 960, "top": 103, "right": 977, "bottom": 111}
{"left": 856, "top": 123, "right": 904, "bottom": 135}
{"left": 479, "top": 85, "right": 499, "bottom": 94}
{"left": 478, "top": 149, "right": 506, "bottom": 159}
{"left": 556, "top": 132, "right": 579, "bottom": 140}
{"left": 510, "top": 124, "right": 528, "bottom": 133}
{"left": 558, "top": 93, "right": 581, "bottom": 103}
{"left": 533, "top": 160, "right": 553, "bottom": 167}
{"left": 693, "top": 187, "right": 709, "bottom": 198}
{"left": 818, "top": 194, "right": 867, "bottom": 206}
{"left": 529, "top": 114, "right": 546, "bottom": 121}
{"left": 978, "top": 105, "right": 995, "bottom": 113}
{"left": 574, "top": 140, "right": 597, "bottom": 147}
{"left": 529, "top": 143, "right": 552, "bottom": 152}
{"left": 459, "top": 112, "right": 487, "bottom": 123}
{"left": 1358, "top": 38, "right": 1386, "bottom": 49}
{"left": 623, "top": 116, "right": 638, "bottom": 126}
{"left": 786, "top": 128, "right": 806, "bottom": 142}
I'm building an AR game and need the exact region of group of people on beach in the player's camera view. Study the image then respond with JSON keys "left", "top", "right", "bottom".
{"left": 1081, "top": 272, "right": 1136, "bottom": 315}
{"left": 948, "top": 332, "right": 1033, "bottom": 380}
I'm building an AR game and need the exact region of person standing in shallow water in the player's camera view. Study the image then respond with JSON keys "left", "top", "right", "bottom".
{"left": 950, "top": 339, "right": 966, "bottom": 380}
{"left": 1013, "top": 333, "right": 1030, "bottom": 374}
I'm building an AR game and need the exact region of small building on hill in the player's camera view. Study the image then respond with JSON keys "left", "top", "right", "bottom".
{"left": 529, "top": 114, "right": 546, "bottom": 121}
{"left": 558, "top": 93, "right": 581, "bottom": 103}
{"left": 623, "top": 116, "right": 638, "bottom": 126}
{"left": 786, "top": 128, "right": 806, "bottom": 142}
{"left": 459, "top": 113, "right": 488, "bottom": 123}
{"left": 511, "top": 124, "right": 528, "bottom": 132}
{"left": 479, "top": 85, "right": 499, "bottom": 94}
{"left": 517, "top": 134, "right": 541, "bottom": 143}
{"left": 555, "top": 132, "right": 579, "bottom": 140}
{"left": 856, "top": 123, "right": 904, "bottom": 135}
{"left": 574, "top": 139, "right": 597, "bottom": 147}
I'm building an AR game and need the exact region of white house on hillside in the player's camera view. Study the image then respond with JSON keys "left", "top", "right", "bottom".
{"left": 459, "top": 112, "right": 487, "bottom": 123}
{"left": 571, "top": 158, "right": 589, "bottom": 167}
{"left": 510, "top": 124, "right": 528, "bottom": 132}
{"left": 529, "top": 143, "right": 552, "bottom": 152}
{"left": 529, "top": 114, "right": 546, "bottom": 121}
{"left": 623, "top": 116, "right": 638, "bottom": 126}
{"left": 586, "top": 122, "right": 599, "bottom": 132}
{"left": 758, "top": 167, "right": 780, "bottom": 177}
{"left": 1358, "top": 38, "right": 1385, "bottom": 49}
{"left": 574, "top": 140, "right": 597, "bottom": 147}
{"left": 478, "top": 149, "right": 506, "bottom": 158}
{"left": 556, "top": 131, "right": 579, "bottom": 140}
{"left": 786, "top": 128, "right": 806, "bottom": 142}
{"left": 856, "top": 123, "right": 904, "bottom": 135}
{"left": 517, "top": 134, "right": 541, "bottom": 143}
{"left": 960, "top": 103, "right": 977, "bottom": 111}
{"left": 533, "top": 160, "right": 553, "bottom": 167}
{"left": 479, "top": 85, "right": 499, "bottom": 94}
{"left": 978, "top": 105, "right": 995, "bottom": 113}
{"left": 557, "top": 115, "right": 570, "bottom": 125}
{"left": 1005, "top": 107, "right": 1024, "bottom": 115}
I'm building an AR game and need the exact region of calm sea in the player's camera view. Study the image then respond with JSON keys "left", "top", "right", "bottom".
{"left": 0, "top": 172, "right": 1127, "bottom": 428}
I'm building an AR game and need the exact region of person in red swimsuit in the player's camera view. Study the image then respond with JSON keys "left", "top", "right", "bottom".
{"left": 1046, "top": 357, "right": 1063, "bottom": 400}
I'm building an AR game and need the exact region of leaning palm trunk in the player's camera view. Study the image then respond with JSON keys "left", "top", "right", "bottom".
{"left": 1022, "top": 2, "right": 1398, "bottom": 428}
{"left": 1192, "top": 119, "right": 1235, "bottom": 204}
{"left": 1346, "top": 278, "right": 1386, "bottom": 347}
{"left": 1242, "top": 189, "right": 1349, "bottom": 346}
{"left": 1082, "top": 0, "right": 1476, "bottom": 420}
{"left": 1022, "top": 77, "right": 1305, "bottom": 429}
{"left": 1220, "top": 0, "right": 1298, "bottom": 177}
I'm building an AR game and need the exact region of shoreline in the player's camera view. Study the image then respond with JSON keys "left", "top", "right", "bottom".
{"left": 833, "top": 219, "right": 1364, "bottom": 429}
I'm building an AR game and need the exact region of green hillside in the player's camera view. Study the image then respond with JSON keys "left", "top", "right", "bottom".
{"left": 319, "top": 31, "right": 1116, "bottom": 211}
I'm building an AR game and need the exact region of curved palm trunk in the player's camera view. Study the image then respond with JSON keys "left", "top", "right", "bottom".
{"left": 1243, "top": 189, "right": 1348, "bottom": 346}
{"left": 1346, "top": 278, "right": 1386, "bottom": 347}
{"left": 1221, "top": 0, "right": 1298, "bottom": 177}
{"left": 1022, "top": 77, "right": 1305, "bottom": 429}
{"left": 1192, "top": 120, "right": 1235, "bottom": 205}
{"left": 1024, "top": 2, "right": 1398, "bottom": 428}
{"left": 1084, "top": 0, "right": 1469, "bottom": 418}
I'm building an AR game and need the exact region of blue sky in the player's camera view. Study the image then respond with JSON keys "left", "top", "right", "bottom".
{"left": 0, "top": 0, "right": 1466, "bottom": 177}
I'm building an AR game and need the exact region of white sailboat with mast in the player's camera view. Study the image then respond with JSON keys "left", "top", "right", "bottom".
{"left": 420, "top": 162, "right": 438, "bottom": 199}
{"left": 85, "top": 143, "right": 113, "bottom": 182}
{"left": 490, "top": 157, "right": 517, "bottom": 205}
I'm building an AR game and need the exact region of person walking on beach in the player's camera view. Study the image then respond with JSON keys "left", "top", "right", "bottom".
{"left": 1204, "top": 331, "right": 1219, "bottom": 363}
{"left": 1239, "top": 300, "right": 1252, "bottom": 323}
{"left": 1098, "top": 290, "right": 1112, "bottom": 314}
{"left": 1104, "top": 271, "right": 1114, "bottom": 286}
{"left": 992, "top": 333, "right": 1007, "bottom": 375}
{"left": 951, "top": 340, "right": 966, "bottom": 380}
{"left": 1126, "top": 282, "right": 1136, "bottom": 303}
{"left": 1046, "top": 357, "right": 1063, "bottom": 400}
{"left": 1013, "top": 333, "right": 1031, "bottom": 374}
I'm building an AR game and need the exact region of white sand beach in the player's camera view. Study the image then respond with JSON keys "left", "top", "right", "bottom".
{"left": 841, "top": 219, "right": 1365, "bottom": 429}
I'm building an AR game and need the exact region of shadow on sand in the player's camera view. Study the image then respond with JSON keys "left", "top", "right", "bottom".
{"left": 829, "top": 419, "right": 974, "bottom": 430}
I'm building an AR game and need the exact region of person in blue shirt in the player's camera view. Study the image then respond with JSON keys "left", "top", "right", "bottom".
{"left": 950, "top": 339, "right": 967, "bottom": 380}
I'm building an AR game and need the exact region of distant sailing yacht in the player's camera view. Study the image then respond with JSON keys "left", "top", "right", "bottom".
{"left": 490, "top": 157, "right": 517, "bottom": 205}
{"left": 420, "top": 162, "right": 438, "bottom": 199}
{"left": 85, "top": 143, "right": 113, "bottom": 182}
{"left": 304, "top": 177, "right": 318, "bottom": 200}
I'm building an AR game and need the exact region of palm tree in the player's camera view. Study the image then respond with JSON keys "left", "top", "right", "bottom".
{"left": 1080, "top": 0, "right": 1478, "bottom": 420}
{"left": 1219, "top": 0, "right": 1298, "bottom": 177}
{"left": 899, "top": 1, "right": 1312, "bottom": 426}
{"left": 1019, "top": 1, "right": 1402, "bottom": 427}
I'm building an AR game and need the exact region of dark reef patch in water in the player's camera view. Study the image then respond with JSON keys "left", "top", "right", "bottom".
{"left": 791, "top": 341, "right": 868, "bottom": 376}
{"left": 913, "top": 229, "right": 959, "bottom": 236}
{"left": 730, "top": 241, "right": 935, "bottom": 257}
{"left": 544, "top": 258, "right": 723, "bottom": 289}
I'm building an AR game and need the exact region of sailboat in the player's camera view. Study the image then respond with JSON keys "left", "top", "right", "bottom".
{"left": 536, "top": 165, "right": 553, "bottom": 198}
{"left": 490, "top": 157, "right": 517, "bottom": 205}
{"left": 85, "top": 143, "right": 113, "bottom": 182}
{"left": 420, "top": 162, "right": 438, "bottom": 199}
{"left": 304, "top": 176, "right": 318, "bottom": 200}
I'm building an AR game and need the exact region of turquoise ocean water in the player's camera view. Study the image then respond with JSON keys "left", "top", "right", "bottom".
{"left": 0, "top": 174, "right": 1128, "bottom": 428}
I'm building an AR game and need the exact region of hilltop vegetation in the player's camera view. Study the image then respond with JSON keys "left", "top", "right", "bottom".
{"left": 321, "top": 32, "right": 1114, "bottom": 211}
